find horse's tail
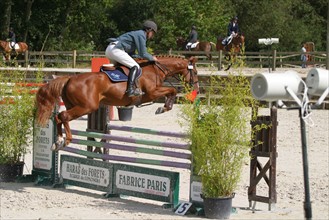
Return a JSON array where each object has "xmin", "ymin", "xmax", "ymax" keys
[
  {"xmin": 35, "ymin": 76, "xmax": 70, "ymax": 127},
  {"xmin": 210, "ymin": 42, "xmax": 216, "ymax": 51}
]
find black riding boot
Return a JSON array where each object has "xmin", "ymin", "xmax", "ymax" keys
[{"xmin": 126, "ymin": 66, "xmax": 143, "ymax": 97}]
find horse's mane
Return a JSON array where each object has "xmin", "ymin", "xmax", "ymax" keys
[
  {"xmin": 134, "ymin": 55, "xmax": 185, "ymax": 62},
  {"xmin": 134, "ymin": 55, "xmax": 188, "ymax": 68},
  {"xmin": 155, "ymin": 55, "xmax": 186, "ymax": 60}
]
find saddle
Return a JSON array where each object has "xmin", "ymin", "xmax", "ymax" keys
[
  {"xmin": 100, "ymin": 64, "xmax": 142, "ymax": 82},
  {"xmin": 9, "ymin": 42, "xmax": 19, "ymax": 50},
  {"xmin": 186, "ymin": 41, "xmax": 199, "ymax": 50}
]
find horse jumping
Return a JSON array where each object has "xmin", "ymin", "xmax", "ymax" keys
[
  {"xmin": 176, "ymin": 37, "xmax": 216, "ymax": 60},
  {"xmin": 35, "ymin": 55, "xmax": 199, "ymax": 150},
  {"xmin": 0, "ymin": 40, "xmax": 28, "ymax": 60},
  {"xmin": 216, "ymin": 34, "xmax": 245, "ymax": 70}
]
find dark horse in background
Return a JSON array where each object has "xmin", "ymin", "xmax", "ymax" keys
[
  {"xmin": 0, "ymin": 40, "xmax": 28, "ymax": 61},
  {"xmin": 35, "ymin": 55, "xmax": 199, "ymax": 151},
  {"xmin": 216, "ymin": 34, "xmax": 245, "ymax": 70},
  {"xmin": 176, "ymin": 36, "xmax": 216, "ymax": 60}
]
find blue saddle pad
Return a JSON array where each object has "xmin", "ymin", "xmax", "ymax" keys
[{"xmin": 101, "ymin": 67, "xmax": 128, "ymax": 82}]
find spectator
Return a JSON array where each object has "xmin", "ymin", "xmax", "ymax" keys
[{"xmin": 301, "ymin": 43, "xmax": 307, "ymax": 68}]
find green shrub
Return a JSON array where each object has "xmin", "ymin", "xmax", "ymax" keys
[{"xmin": 0, "ymin": 71, "xmax": 42, "ymax": 164}]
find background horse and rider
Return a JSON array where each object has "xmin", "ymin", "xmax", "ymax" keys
[
  {"xmin": 216, "ymin": 34, "xmax": 245, "ymax": 70},
  {"xmin": 0, "ymin": 40, "xmax": 28, "ymax": 61},
  {"xmin": 35, "ymin": 55, "xmax": 199, "ymax": 151},
  {"xmin": 176, "ymin": 36, "xmax": 216, "ymax": 60}
]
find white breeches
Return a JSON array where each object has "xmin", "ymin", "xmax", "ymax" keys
[{"xmin": 105, "ymin": 43, "xmax": 139, "ymax": 68}]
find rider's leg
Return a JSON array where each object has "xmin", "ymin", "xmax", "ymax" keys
[
  {"xmin": 105, "ymin": 45, "xmax": 142, "ymax": 96},
  {"xmin": 186, "ymin": 42, "xmax": 192, "ymax": 50},
  {"xmin": 126, "ymin": 66, "xmax": 142, "ymax": 97},
  {"xmin": 226, "ymin": 34, "xmax": 233, "ymax": 45}
]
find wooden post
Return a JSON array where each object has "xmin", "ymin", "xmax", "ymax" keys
[
  {"xmin": 72, "ymin": 50, "xmax": 77, "ymax": 68},
  {"xmin": 248, "ymin": 107, "xmax": 278, "ymax": 211},
  {"xmin": 260, "ymin": 55, "xmax": 262, "ymax": 68},
  {"xmin": 327, "ymin": 0, "xmax": 329, "ymax": 69},
  {"xmin": 24, "ymin": 50, "xmax": 29, "ymax": 67},
  {"xmin": 272, "ymin": 49, "xmax": 276, "ymax": 72},
  {"xmin": 217, "ymin": 50, "xmax": 222, "ymax": 71}
]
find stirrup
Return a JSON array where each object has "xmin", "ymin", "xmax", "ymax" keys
[{"xmin": 126, "ymin": 88, "xmax": 143, "ymax": 97}]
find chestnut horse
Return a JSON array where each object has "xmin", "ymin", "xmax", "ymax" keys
[
  {"xmin": 176, "ymin": 37, "xmax": 216, "ymax": 60},
  {"xmin": 0, "ymin": 40, "xmax": 28, "ymax": 60},
  {"xmin": 216, "ymin": 34, "xmax": 245, "ymax": 70},
  {"xmin": 35, "ymin": 55, "xmax": 199, "ymax": 150}
]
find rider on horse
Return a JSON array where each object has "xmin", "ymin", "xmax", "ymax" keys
[
  {"xmin": 105, "ymin": 20, "xmax": 158, "ymax": 97},
  {"xmin": 186, "ymin": 25, "xmax": 198, "ymax": 50},
  {"xmin": 222, "ymin": 16, "xmax": 240, "ymax": 46},
  {"xmin": 7, "ymin": 27, "xmax": 16, "ymax": 49}
]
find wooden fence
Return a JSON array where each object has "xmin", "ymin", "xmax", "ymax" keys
[{"xmin": 5, "ymin": 49, "xmax": 327, "ymax": 70}]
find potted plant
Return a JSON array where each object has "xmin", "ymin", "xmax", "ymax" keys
[
  {"xmin": 0, "ymin": 70, "xmax": 37, "ymax": 182},
  {"xmin": 180, "ymin": 73, "xmax": 260, "ymax": 219}
]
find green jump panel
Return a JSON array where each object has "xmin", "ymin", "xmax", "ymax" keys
[
  {"xmin": 113, "ymin": 163, "xmax": 180, "ymax": 207},
  {"xmin": 190, "ymin": 175, "xmax": 203, "ymax": 208},
  {"xmin": 60, "ymin": 155, "xmax": 113, "ymax": 193}
]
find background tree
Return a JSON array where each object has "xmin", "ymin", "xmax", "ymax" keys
[{"xmin": 0, "ymin": 0, "xmax": 326, "ymax": 52}]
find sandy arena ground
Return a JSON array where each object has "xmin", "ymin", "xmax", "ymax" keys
[{"xmin": 0, "ymin": 101, "xmax": 328, "ymax": 220}]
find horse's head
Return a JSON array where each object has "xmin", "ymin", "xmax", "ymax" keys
[
  {"xmin": 176, "ymin": 37, "xmax": 186, "ymax": 50},
  {"xmin": 228, "ymin": 34, "xmax": 245, "ymax": 54},
  {"xmin": 155, "ymin": 55, "xmax": 199, "ymax": 92},
  {"xmin": 232, "ymin": 34, "xmax": 245, "ymax": 49},
  {"xmin": 0, "ymin": 40, "xmax": 7, "ymax": 51}
]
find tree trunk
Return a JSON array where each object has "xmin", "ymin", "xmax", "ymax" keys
[
  {"xmin": 0, "ymin": 0, "xmax": 12, "ymax": 40},
  {"xmin": 22, "ymin": 0, "xmax": 34, "ymax": 42}
]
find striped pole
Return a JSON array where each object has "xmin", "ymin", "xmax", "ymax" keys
[
  {"xmin": 70, "ymin": 129, "xmax": 190, "ymax": 150},
  {"xmin": 62, "ymin": 146, "xmax": 191, "ymax": 169}
]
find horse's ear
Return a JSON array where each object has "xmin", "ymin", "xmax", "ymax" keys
[{"xmin": 189, "ymin": 56, "xmax": 198, "ymax": 64}]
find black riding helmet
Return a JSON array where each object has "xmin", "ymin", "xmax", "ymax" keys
[{"xmin": 143, "ymin": 20, "xmax": 157, "ymax": 33}]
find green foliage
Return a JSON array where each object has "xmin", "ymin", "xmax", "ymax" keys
[{"xmin": 0, "ymin": 71, "xmax": 41, "ymax": 164}]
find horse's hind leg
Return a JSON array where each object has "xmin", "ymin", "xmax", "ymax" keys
[
  {"xmin": 52, "ymin": 115, "xmax": 65, "ymax": 151},
  {"xmin": 56, "ymin": 106, "xmax": 97, "ymax": 148}
]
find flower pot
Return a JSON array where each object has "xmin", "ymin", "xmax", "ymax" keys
[
  {"xmin": 0, "ymin": 162, "xmax": 24, "ymax": 182},
  {"xmin": 203, "ymin": 194, "xmax": 235, "ymax": 219},
  {"xmin": 117, "ymin": 106, "xmax": 133, "ymax": 121}
]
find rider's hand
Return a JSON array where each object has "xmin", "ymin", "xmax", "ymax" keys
[{"xmin": 153, "ymin": 56, "xmax": 158, "ymax": 62}]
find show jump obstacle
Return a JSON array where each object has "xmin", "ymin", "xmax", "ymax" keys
[
  {"xmin": 32, "ymin": 107, "xmax": 191, "ymax": 208},
  {"xmin": 29, "ymin": 57, "xmax": 191, "ymax": 209}
]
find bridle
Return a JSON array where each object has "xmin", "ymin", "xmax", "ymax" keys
[{"xmin": 154, "ymin": 60, "xmax": 198, "ymax": 87}]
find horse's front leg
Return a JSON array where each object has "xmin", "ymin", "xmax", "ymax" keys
[{"xmin": 151, "ymin": 87, "xmax": 177, "ymax": 114}]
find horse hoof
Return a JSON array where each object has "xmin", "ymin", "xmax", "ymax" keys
[
  {"xmin": 51, "ymin": 143, "xmax": 58, "ymax": 151},
  {"xmin": 155, "ymin": 107, "xmax": 165, "ymax": 114},
  {"xmin": 51, "ymin": 137, "xmax": 65, "ymax": 151},
  {"xmin": 65, "ymin": 140, "xmax": 70, "ymax": 147}
]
